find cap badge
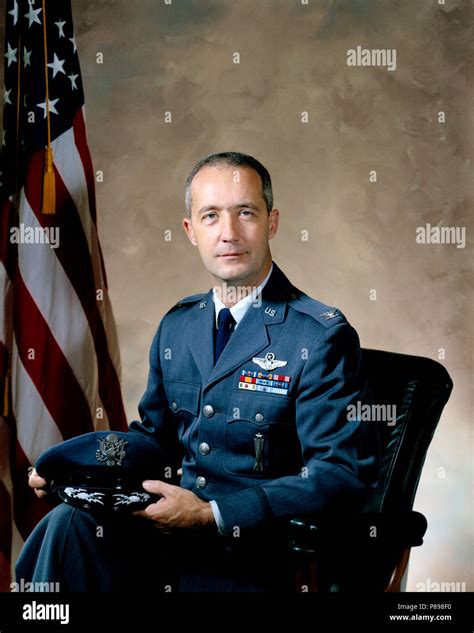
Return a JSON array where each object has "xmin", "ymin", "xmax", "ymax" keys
[{"xmin": 96, "ymin": 433, "xmax": 128, "ymax": 467}]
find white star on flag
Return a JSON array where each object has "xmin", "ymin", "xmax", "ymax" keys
[
  {"xmin": 4, "ymin": 87, "xmax": 12, "ymax": 105},
  {"xmin": 8, "ymin": 0, "xmax": 19, "ymax": 25},
  {"xmin": 23, "ymin": 48, "xmax": 32, "ymax": 67},
  {"xmin": 47, "ymin": 53, "xmax": 66, "ymax": 78},
  {"xmin": 36, "ymin": 98, "xmax": 60, "ymax": 118},
  {"xmin": 55, "ymin": 19, "xmax": 66, "ymax": 37},
  {"xmin": 5, "ymin": 43, "xmax": 17, "ymax": 67},
  {"xmin": 24, "ymin": 4, "xmax": 42, "ymax": 28},
  {"xmin": 68, "ymin": 73, "xmax": 79, "ymax": 90}
]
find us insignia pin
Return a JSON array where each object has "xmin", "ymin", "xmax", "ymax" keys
[
  {"xmin": 96, "ymin": 433, "xmax": 128, "ymax": 467},
  {"xmin": 252, "ymin": 352, "xmax": 287, "ymax": 371},
  {"xmin": 320, "ymin": 310, "xmax": 339, "ymax": 320}
]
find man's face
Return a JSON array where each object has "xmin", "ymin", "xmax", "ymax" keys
[{"xmin": 183, "ymin": 165, "xmax": 279, "ymax": 287}]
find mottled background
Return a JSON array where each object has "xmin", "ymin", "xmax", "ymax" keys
[{"xmin": 1, "ymin": 0, "xmax": 472, "ymax": 591}]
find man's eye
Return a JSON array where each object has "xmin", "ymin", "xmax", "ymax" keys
[
  {"xmin": 203, "ymin": 213, "xmax": 217, "ymax": 221},
  {"xmin": 240, "ymin": 209, "xmax": 253, "ymax": 216}
]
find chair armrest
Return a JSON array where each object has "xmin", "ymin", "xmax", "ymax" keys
[{"xmin": 289, "ymin": 511, "xmax": 428, "ymax": 555}]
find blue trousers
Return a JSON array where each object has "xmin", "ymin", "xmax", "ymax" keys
[{"xmin": 15, "ymin": 504, "xmax": 290, "ymax": 592}]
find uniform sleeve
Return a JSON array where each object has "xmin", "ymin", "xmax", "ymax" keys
[
  {"xmin": 128, "ymin": 322, "xmax": 182, "ymax": 476},
  {"xmin": 215, "ymin": 322, "xmax": 380, "ymax": 534}
]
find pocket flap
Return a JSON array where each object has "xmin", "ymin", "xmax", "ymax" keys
[
  {"xmin": 227, "ymin": 391, "xmax": 290, "ymax": 425},
  {"xmin": 164, "ymin": 381, "xmax": 200, "ymax": 416}
]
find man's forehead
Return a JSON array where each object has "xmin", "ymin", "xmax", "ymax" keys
[
  {"xmin": 191, "ymin": 165, "xmax": 264, "ymax": 205},
  {"xmin": 192, "ymin": 164, "xmax": 259, "ymax": 185}
]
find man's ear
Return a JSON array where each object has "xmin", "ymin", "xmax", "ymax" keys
[
  {"xmin": 268, "ymin": 209, "xmax": 280, "ymax": 240},
  {"xmin": 182, "ymin": 217, "xmax": 197, "ymax": 246}
]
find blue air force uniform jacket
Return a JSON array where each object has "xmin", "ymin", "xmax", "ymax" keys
[{"xmin": 129, "ymin": 262, "xmax": 378, "ymax": 535}]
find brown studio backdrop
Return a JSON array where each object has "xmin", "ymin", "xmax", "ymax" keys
[{"xmin": 1, "ymin": 0, "xmax": 472, "ymax": 590}]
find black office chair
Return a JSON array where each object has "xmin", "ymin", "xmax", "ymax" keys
[{"xmin": 288, "ymin": 348, "xmax": 453, "ymax": 592}]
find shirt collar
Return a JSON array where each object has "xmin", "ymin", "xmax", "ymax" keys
[{"xmin": 212, "ymin": 263, "xmax": 273, "ymax": 329}]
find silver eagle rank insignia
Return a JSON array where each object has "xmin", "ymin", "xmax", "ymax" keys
[
  {"xmin": 252, "ymin": 352, "xmax": 288, "ymax": 371},
  {"xmin": 96, "ymin": 433, "xmax": 128, "ymax": 467},
  {"xmin": 320, "ymin": 310, "xmax": 339, "ymax": 320}
]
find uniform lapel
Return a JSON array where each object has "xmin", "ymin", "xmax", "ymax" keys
[
  {"xmin": 204, "ymin": 262, "xmax": 293, "ymax": 389},
  {"xmin": 183, "ymin": 263, "xmax": 294, "ymax": 387},
  {"xmin": 206, "ymin": 302, "xmax": 270, "ymax": 387}
]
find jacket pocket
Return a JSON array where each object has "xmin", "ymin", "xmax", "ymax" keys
[
  {"xmin": 163, "ymin": 380, "xmax": 201, "ymax": 416},
  {"xmin": 224, "ymin": 390, "xmax": 298, "ymax": 477}
]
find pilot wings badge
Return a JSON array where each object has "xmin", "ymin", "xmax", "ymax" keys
[{"xmin": 252, "ymin": 352, "xmax": 288, "ymax": 371}]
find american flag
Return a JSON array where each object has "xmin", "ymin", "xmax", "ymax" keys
[{"xmin": 0, "ymin": 0, "xmax": 127, "ymax": 589}]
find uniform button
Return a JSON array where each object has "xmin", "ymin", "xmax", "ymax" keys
[
  {"xmin": 171, "ymin": 401, "xmax": 178, "ymax": 411},
  {"xmin": 255, "ymin": 412, "xmax": 264, "ymax": 423},
  {"xmin": 199, "ymin": 442, "xmax": 211, "ymax": 455},
  {"xmin": 203, "ymin": 404, "xmax": 215, "ymax": 418},
  {"xmin": 196, "ymin": 476, "xmax": 207, "ymax": 489}
]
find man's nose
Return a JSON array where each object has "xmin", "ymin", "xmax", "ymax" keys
[{"xmin": 220, "ymin": 213, "xmax": 239, "ymax": 242}]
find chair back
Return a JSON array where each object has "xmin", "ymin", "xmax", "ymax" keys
[{"xmin": 361, "ymin": 348, "xmax": 453, "ymax": 513}]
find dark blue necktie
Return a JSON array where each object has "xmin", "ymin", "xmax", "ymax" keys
[{"xmin": 215, "ymin": 308, "xmax": 236, "ymax": 363}]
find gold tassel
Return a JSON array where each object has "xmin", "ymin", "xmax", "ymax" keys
[
  {"xmin": 3, "ymin": 372, "xmax": 9, "ymax": 417},
  {"xmin": 41, "ymin": 0, "xmax": 55, "ymax": 214},
  {"xmin": 41, "ymin": 146, "xmax": 56, "ymax": 214}
]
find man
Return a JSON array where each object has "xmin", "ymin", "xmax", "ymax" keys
[{"xmin": 17, "ymin": 152, "xmax": 379, "ymax": 592}]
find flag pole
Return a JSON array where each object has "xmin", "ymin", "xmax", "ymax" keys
[{"xmin": 2, "ymin": 12, "xmax": 25, "ymax": 418}]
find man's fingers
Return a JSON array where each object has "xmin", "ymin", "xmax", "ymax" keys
[
  {"xmin": 132, "ymin": 509, "xmax": 148, "ymax": 519},
  {"xmin": 132, "ymin": 508, "xmax": 171, "ymax": 534},
  {"xmin": 142, "ymin": 479, "xmax": 175, "ymax": 495},
  {"xmin": 133, "ymin": 498, "xmax": 166, "ymax": 521},
  {"xmin": 28, "ymin": 468, "xmax": 47, "ymax": 490},
  {"xmin": 144, "ymin": 498, "xmax": 167, "ymax": 518}
]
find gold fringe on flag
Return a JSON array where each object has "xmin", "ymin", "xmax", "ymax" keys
[{"xmin": 41, "ymin": 0, "xmax": 56, "ymax": 214}]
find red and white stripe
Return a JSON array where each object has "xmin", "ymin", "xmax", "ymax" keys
[{"xmin": 0, "ymin": 107, "xmax": 127, "ymax": 588}]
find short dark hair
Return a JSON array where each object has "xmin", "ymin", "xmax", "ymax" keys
[{"xmin": 185, "ymin": 152, "xmax": 273, "ymax": 216}]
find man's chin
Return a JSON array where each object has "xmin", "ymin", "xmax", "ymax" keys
[{"xmin": 210, "ymin": 258, "xmax": 251, "ymax": 284}]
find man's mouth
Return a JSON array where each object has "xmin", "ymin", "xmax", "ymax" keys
[{"xmin": 218, "ymin": 253, "xmax": 245, "ymax": 258}]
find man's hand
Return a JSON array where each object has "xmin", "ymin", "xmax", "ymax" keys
[
  {"xmin": 28, "ymin": 468, "xmax": 48, "ymax": 498},
  {"xmin": 134, "ymin": 480, "xmax": 215, "ymax": 529}
]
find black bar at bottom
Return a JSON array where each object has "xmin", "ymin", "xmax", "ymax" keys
[{"xmin": 0, "ymin": 592, "xmax": 472, "ymax": 633}]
